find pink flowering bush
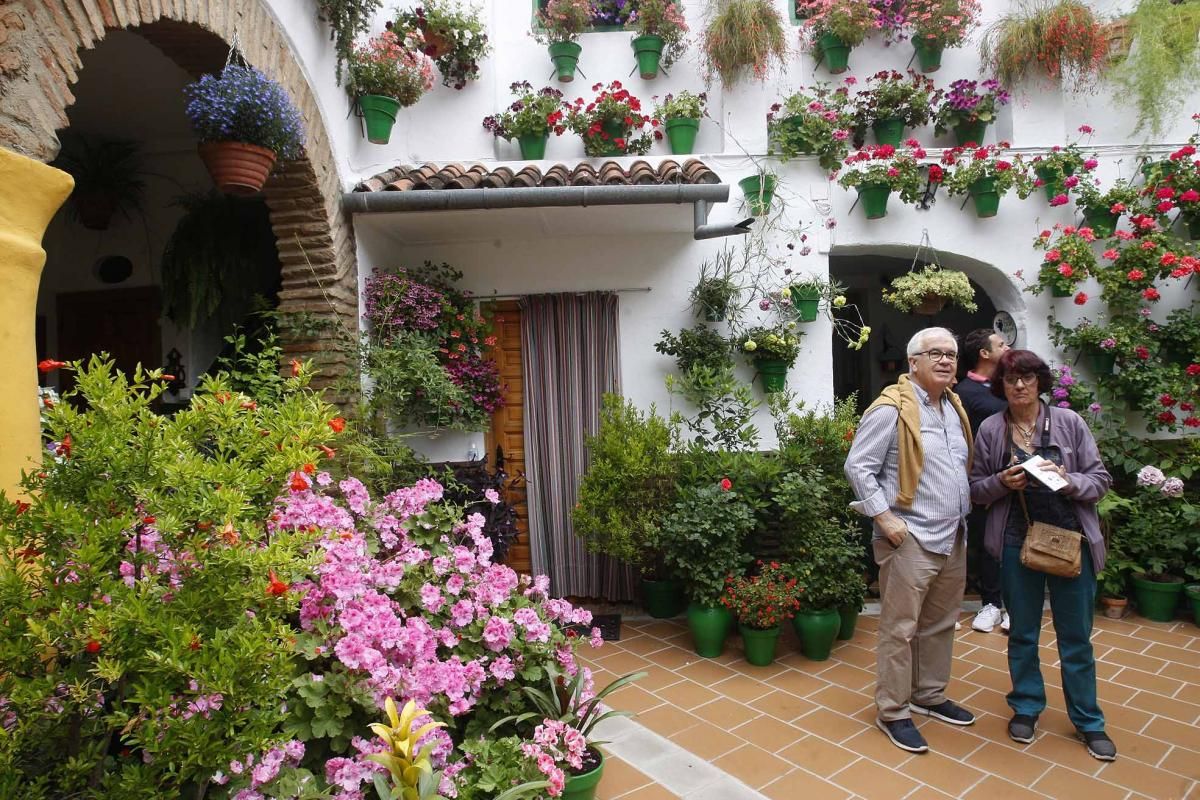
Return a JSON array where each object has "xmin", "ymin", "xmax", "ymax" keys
[
  {"xmin": 1028, "ymin": 224, "xmax": 1098, "ymax": 296},
  {"xmin": 347, "ymin": 30, "xmax": 436, "ymax": 106}
]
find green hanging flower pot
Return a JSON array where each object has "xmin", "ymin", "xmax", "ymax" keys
[
  {"xmin": 968, "ymin": 176, "xmax": 1001, "ymax": 218},
  {"xmin": 1086, "ymin": 348, "xmax": 1116, "ymax": 375},
  {"xmin": 631, "ymin": 34, "xmax": 664, "ymax": 79},
  {"xmin": 548, "ymin": 41, "xmax": 583, "ymax": 83},
  {"xmin": 857, "ymin": 183, "xmax": 891, "ymax": 220},
  {"xmin": 953, "ymin": 119, "xmax": 988, "ymax": 147},
  {"xmin": 816, "ymin": 32, "xmax": 851, "ymax": 74},
  {"xmin": 517, "ymin": 133, "xmax": 549, "ymax": 160},
  {"xmin": 664, "ymin": 117, "xmax": 700, "ymax": 155},
  {"xmin": 358, "ymin": 94, "xmax": 401, "ymax": 145},
  {"xmin": 913, "ymin": 38, "xmax": 943, "ymax": 72},
  {"xmin": 1082, "ymin": 206, "xmax": 1120, "ymax": 237},
  {"xmin": 739, "ymin": 174, "xmax": 777, "ymax": 216},
  {"xmin": 754, "ymin": 357, "xmax": 789, "ymax": 393},
  {"xmin": 791, "ymin": 285, "xmax": 821, "ymax": 323},
  {"xmin": 871, "ymin": 117, "xmax": 905, "ymax": 147}
]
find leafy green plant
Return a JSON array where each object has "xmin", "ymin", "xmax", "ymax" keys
[
  {"xmin": 655, "ymin": 325, "xmax": 732, "ymax": 374},
  {"xmin": 1109, "ymin": 0, "xmax": 1200, "ymax": 135},
  {"xmin": 797, "ymin": 0, "xmax": 881, "ymax": 47},
  {"xmin": 853, "ymin": 69, "xmax": 943, "ymax": 129},
  {"xmin": 534, "ymin": 0, "xmax": 592, "ymax": 44},
  {"xmin": 52, "ymin": 134, "xmax": 146, "ymax": 231},
  {"xmin": 653, "ymin": 90, "xmax": 707, "ymax": 121},
  {"xmin": 720, "ymin": 560, "xmax": 800, "ymax": 628},
  {"xmin": 940, "ymin": 144, "xmax": 1033, "ymax": 199},
  {"xmin": 491, "ymin": 663, "xmax": 646, "ymax": 741},
  {"xmin": 882, "ymin": 266, "xmax": 978, "ymax": 313},
  {"xmin": 701, "ymin": 0, "xmax": 789, "ymax": 88},
  {"xmin": 768, "ymin": 84, "xmax": 855, "ymax": 171},
  {"xmin": 367, "ymin": 698, "xmax": 446, "ymax": 800},
  {"xmin": 737, "ymin": 324, "xmax": 802, "ymax": 365},
  {"xmin": 573, "ymin": 395, "xmax": 677, "ymax": 576},
  {"xmin": 1072, "ymin": 177, "xmax": 1141, "ymax": 215},
  {"xmin": 666, "ymin": 366, "xmax": 761, "ymax": 451},
  {"xmin": 630, "ymin": 0, "xmax": 690, "ymax": 69},
  {"xmin": 316, "ymin": 0, "xmax": 385, "ymax": 83},
  {"xmin": 1028, "ymin": 224, "xmax": 1098, "ymax": 297},
  {"xmin": 659, "ymin": 481, "xmax": 755, "ymax": 605},
  {"xmin": 905, "ymin": 0, "xmax": 983, "ymax": 49},
  {"xmin": 836, "ymin": 144, "xmax": 926, "ymax": 203},
  {"xmin": 347, "ymin": 30, "xmax": 435, "ymax": 105},
  {"xmin": 483, "ymin": 82, "xmax": 569, "ymax": 140}
]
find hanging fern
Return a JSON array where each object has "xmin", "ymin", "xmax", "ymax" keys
[
  {"xmin": 315, "ymin": 0, "xmax": 385, "ymax": 86},
  {"xmin": 1109, "ymin": 0, "xmax": 1200, "ymax": 136}
]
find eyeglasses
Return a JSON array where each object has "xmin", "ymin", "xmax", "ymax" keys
[
  {"xmin": 1003, "ymin": 373, "xmax": 1037, "ymax": 387},
  {"xmin": 914, "ymin": 349, "xmax": 958, "ymax": 363}
]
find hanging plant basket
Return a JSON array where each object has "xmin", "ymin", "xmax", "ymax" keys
[
  {"xmin": 968, "ymin": 177, "xmax": 1001, "ymax": 218},
  {"xmin": 915, "ymin": 293, "xmax": 948, "ymax": 315},
  {"xmin": 548, "ymin": 41, "xmax": 583, "ymax": 82},
  {"xmin": 198, "ymin": 141, "xmax": 276, "ymax": 196},
  {"xmin": 1082, "ymin": 205, "xmax": 1120, "ymax": 237},
  {"xmin": 953, "ymin": 119, "xmax": 988, "ymax": 147},
  {"xmin": 739, "ymin": 174, "xmax": 777, "ymax": 216},
  {"xmin": 1086, "ymin": 348, "xmax": 1117, "ymax": 375},
  {"xmin": 631, "ymin": 34, "xmax": 665, "ymax": 79},
  {"xmin": 792, "ymin": 286, "xmax": 821, "ymax": 323},
  {"xmin": 755, "ymin": 357, "xmax": 789, "ymax": 393},
  {"xmin": 73, "ymin": 191, "xmax": 120, "ymax": 231},
  {"xmin": 913, "ymin": 38, "xmax": 944, "ymax": 72},
  {"xmin": 358, "ymin": 94, "xmax": 401, "ymax": 145},
  {"xmin": 872, "ymin": 117, "xmax": 905, "ymax": 147},
  {"xmin": 1035, "ymin": 163, "xmax": 1075, "ymax": 201},
  {"xmin": 816, "ymin": 31, "xmax": 852, "ymax": 73},
  {"xmin": 664, "ymin": 117, "xmax": 700, "ymax": 155},
  {"xmin": 857, "ymin": 183, "xmax": 891, "ymax": 219}
]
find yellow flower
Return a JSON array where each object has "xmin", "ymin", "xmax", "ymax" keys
[
  {"xmin": 833, "ymin": 295, "xmax": 847, "ymax": 308},
  {"xmin": 744, "ymin": 340, "xmax": 758, "ymax": 352}
]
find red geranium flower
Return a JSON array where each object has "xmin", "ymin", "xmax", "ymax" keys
[
  {"xmin": 85, "ymin": 640, "xmax": 101, "ymax": 654},
  {"xmin": 720, "ymin": 477, "xmax": 732, "ymax": 491},
  {"xmin": 328, "ymin": 417, "xmax": 347, "ymax": 433},
  {"xmin": 1074, "ymin": 292, "xmax": 1088, "ymax": 305},
  {"xmin": 38, "ymin": 359, "xmax": 67, "ymax": 373}
]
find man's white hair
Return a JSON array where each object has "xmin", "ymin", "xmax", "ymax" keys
[{"xmin": 906, "ymin": 327, "xmax": 957, "ymax": 358}]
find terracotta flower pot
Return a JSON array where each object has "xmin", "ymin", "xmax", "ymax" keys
[
  {"xmin": 198, "ymin": 141, "xmax": 276, "ymax": 196},
  {"xmin": 1100, "ymin": 596, "xmax": 1127, "ymax": 619}
]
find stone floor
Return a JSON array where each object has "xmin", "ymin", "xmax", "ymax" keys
[{"xmin": 577, "ymin": 608, "xmax": 1200, "ymax": 800}]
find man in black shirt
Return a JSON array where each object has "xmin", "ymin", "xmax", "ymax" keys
[{"xmin": 958, "ymin": 328, "xmax": 1010, "ymax": 633}]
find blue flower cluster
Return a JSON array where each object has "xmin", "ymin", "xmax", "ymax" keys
[{"xmin": 184, "ymin": 65, "xmax": 306, "ymax": 160}]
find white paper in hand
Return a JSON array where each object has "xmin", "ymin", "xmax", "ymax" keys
[{"xmin": 1021, "ymin": 454, "xmax": 1069, "ymax": 492}]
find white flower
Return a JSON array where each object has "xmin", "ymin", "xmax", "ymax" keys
[
  {"xmin": 833, "ymin": 295, "xmax": 847, "ymax": 308},
  {"xmin": 743, "ymin": 340, "xmax": 757, "ymax": 352},
  {"xmin": 1160, "ymin": 477, "xmax": 1185, "ymax": 498},
  {"xmin": 1137, "ymin": 465, "xmax": 1166, "ymax": 486}
]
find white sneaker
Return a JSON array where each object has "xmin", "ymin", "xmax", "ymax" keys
[
  {"xmin": 1000, "ymin": 611, "xmax": 1010, "ymax": 633},
  {"xmin": 955, "ymin": 620, "xmax": 962, "ymax": 631},
  {"xmin": 972, "ymin": 604, "xmax": 1004, "ymax": 633}
]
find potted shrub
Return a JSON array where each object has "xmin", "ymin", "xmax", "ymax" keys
[
  {"xmin": 721, "ymin": 562, "xmax": 800, "ymax": 666},
  {"xmin": 853, "ymin": 69, "xmax": 943, "ymax": 147},
  {"xmin": 534, "ymin": 0, "xmax": 592, "ymax": 82},
  {"xmin": 940, "ymin": 143, "xmax": 1033, "ymax": 218},
  {"xmin": 391, "ymin": 1, "xmax": 491, "ymax": 90},
  {"xmin": 1029, "ymin": 224, "xmax": 1099, "ymax": 297},
  {"xmin": 787, "ymin": 274, "xmax": 838, "ymax": 323},
  {"xmin": 904, "ymin": 0, "xmax": 983, "ymax": 72},
  {"xmin": 797, "ymin": 0, "xmax": 881, "ymax": 74},
  {"xmin": 347, "ymin": 30, "xmax": 436, "ymax": 145},
  {"xmin": 566, "ymin": 81, "xmax": 654, "ymax": 157},
  {"xmin": 688, "ymin": 248, "xmax": 744, "ymax": 321},
  {"xmin": 738, "ymin": 324, "xmax": 802, "ymax": 392},
  {"xmin": 700, "ymin": 0, "xmax": 789, "ymax": 89},
  {"xmin": 785, "ymin": 536, "xmax": 857, "ymax": 661},
  {"xmin": 835, "ymin": 143, "xmax": 926, "ymax": 220},
  {"xmin": 53, "ymin": 135, "xmax": 146, "ymax": 231},
  {"xmin": 660, "ymin": 479, "xmax": 755, "ymax": 657},
  {"xmin": 768, "ymin": 83, "xmax": 855, "ymax": 171},
  {"xmin": 739, "ymin": 168, "xmax": 778, "ymax": 216},
  {"xmin": 980, "ymin": 0, "xmax": 1108, "ymax": 90},
  {"xmin": 1049, "ymin": 317, "xmax": 1134, "ymax": 376},
  {"xmin": 932, "ymin": 78, "xmax": 1010, "ymax": 147},
  {"xmin": 1071, "ymin": 178, "xmax": 1140, "ymax": 237},
  {"xmin": 883, "ymin": 265, "xmax": 978, "ymax": 315},
  {"xmin": 653, "ymin": 91, "xmax": 707, "ymax": 156},
  {"xmin": 183, "ymin": 64, "xmax": 305, "ymax": 195},
  {"xmin": 1116, "ymin": 465, "xmax": 1198, "ymax": 621},
  {"xmin": 482, "ymin": 81, "xmax": 569, "ymax": 160},
  {"xmin": 1028, "ymin": 126, "xmax": 1099, "ymax": 202},
  {"xmin": 628, "ymin": 0, "xmax": 689, "ymax": 80}
]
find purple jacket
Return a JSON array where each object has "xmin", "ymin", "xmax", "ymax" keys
[{"xmin": 968, "ymin": 404, "xmax": 1112, "ymax": 572}]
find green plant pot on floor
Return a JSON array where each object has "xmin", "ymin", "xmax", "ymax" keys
[
  {"xmin": 562, "ymin": 748, "xmax": 605, "ymax": 800},
  {"xmin": 739, "ymin": 623, "xmax": 781, "ymax": 666},
  {"xmin": 548, "ymin": 41, "xmax": 583, "ymax": 83},
  {"xmin": 664, "ymin": 118, "xmax": 700, "ymax": 155},
  {"xmin": 687, "ymin": 603, "xmax": 734, "ymax": 658},
  {"xmin": 642, "ymin": 578, "xmax": 684, "ymax": 618},
  {"xmin": 792, "ymin": 608, "xmax": 840, "ymax": 661},
  {"xmin": 1186, "ymin": 584, "xmax": 1200, "ymax": 627},
  {"xmin": 1132, "ymin": 573, "xmax": 1185, "ymax": 622},
  {"xmin": 631, "ymin": 34, "xmax": 664, "ymax": 79},
  {"xmin": 837, "ymin": 604, "xmax": 860, "ymax": 640}
]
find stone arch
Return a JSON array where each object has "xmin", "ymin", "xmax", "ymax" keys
[{"xmin": 0, "ymin": 2, "xmax": 354, "ymax": 395}]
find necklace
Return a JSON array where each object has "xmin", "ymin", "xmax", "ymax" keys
[{"xmin": 1012, "ymin": 419, "xmax": 1036, "ymax": 450}]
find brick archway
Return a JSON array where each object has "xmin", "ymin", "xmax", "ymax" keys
[{"xmin": 0, "ymin": 3, "xmax": 354, "ymax": 394}]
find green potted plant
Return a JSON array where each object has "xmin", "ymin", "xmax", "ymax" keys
[
  {"xmin": 853, "ymin": 69, "xmax": 943, "ymax": 147},
  {"xmin": 653, "ymin": 91, "xmax": 707, "ymax": 156},
  {"xmin": 836, "ymin": 144, "xmax": 925, "ymax": 220},
  {"xmin": 720, "ymin": 561, "xmax": 800, "ymax": 666},
  {"xmin": 797, "ymin": 0, "xmax": 881, "ymax": 74},
  {"xmin": 392, "ymin": 1, "xmax": 491, "ymax": 90},
  {"xmin": 660, "ymin": 479, "xmax": 755, "ymax": 657},
  {"xmin": 786, "ymin": 274, "xmax": 839, "ymax": 323},
  {"xmin": 566, "ymin": 81, "xmax": 654, "ymax": 157},
  {"xmin": 183, "ymin": 64, "xmax": 306, "ymax": 195},
  {"xmin": 1028, "ymin": 127, "xmax": 1098, "ymax": 202},
  {"xmin": 738, "ymin": 168, "xmax": 778, "ymax": 216},
  {"xmin": 1166, "ymin": 136, "xmax": 1200, "ymax": 239},
  {"xmin": 904, "ymin": 0, "xmax": 983, "ymax": 72},
  {"xmin": 1028, "ymin": 224, "xmax": 1099, "ymax": 298},
  {"xmin": 738, "ymin": 324, "xmax": 802, "ymax": 393},
  {"xmin": 347, "ymin": 30, "xmax": 436, "ymax": 144},
  {"xmin": 534, "ymin": 0, "xmax": 592, "ymax": 82},
  {"xmin": 940, "ymin": 143, "xmax": 1033, "ymax": 218},
  {"xmin": 768, "ymin": 84, "xmax": 855, "ymax": 171},
  {"xmin": 573, "ymin": 395, "xmax": 680, "ymax": 617},
  {"xmin": 688, "ymin": 249, "xmax": 743, "ymax": 321},
  {"xmin": 980, "ymin": 0, "xmax": 1109, "ymax": 90},
  {"xmin": 628, "ymin": 0, "xmax": 689, "ymax": 80},
  {"xmin": 700, "ymin": 0, "xmax": 789, "ymax": 88},
  {"xmin": 1049, "ymin": 317, "xmax": 1133, "ymax": 375},
  {"xmin": 482, "ymin": 82, "xmax": 570, "ymax": 160},
  {"xmin": 655, "ymin": 324, "xmax": 734, "ymax": 375},
  {"xmin": 932, "ymin": 78, "xmax": 1010, "ymax": 146},
  {"xmin": 1093, "ymin": 231, "xmax": 1182, "ymax": 317},
  {"xmin": 53, "ymin": 135, "xmax": 146, "ymax": 231},
  {"xmin": 1071, "ymin": 178, "xmax": 1141, "ymax": 237},
  {"xmin": 883, "ymin": 265, "xmax": 978, "ymax": 315}
]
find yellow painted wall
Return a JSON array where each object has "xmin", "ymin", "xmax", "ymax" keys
[{"xmin": 0, "ymin": 147, "xmax": 74, "ymax": 500}]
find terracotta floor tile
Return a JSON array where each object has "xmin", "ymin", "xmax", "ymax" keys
[
  {"xmin": 1132, "ymin": 690, "xmax": 1200, "ymax": 725},
  {"xmin": 1093, "ymin": 629, "xmax": 1151, "ymax": 653},
  {"xmin": 662, "ymin": 633, "xmax": 693, "ymax": 650},
  {"xmin": 1103, "ymin": 646, "xmax": 1170, "ymax": 673},
  {"xmin": 1096, "ymin": 679, "xmax": 1139, "ymax": 707},
  {"xmin": 639, "ymin": 646, "xmax": 695, "ymax": 672},
  {"xmin": 911, "ymin": 718, "xmax": 987, "ymax": 760},
  {"xmin": 830, "ymin": 642, "xmax": 876, "ymax": 668},
  {"xmin": 633, "ymin": 669, "xmax": 683, "ymax": 694},
  {"xmin": 728, "ymin": 715, "xmax": 804, "ymax": 754},
  {"xmin": 596, "ymin": 650, "xmax": 653, "ymax": 675},
  {"xmin": 817, "ymin": 662, "xmax": 877, "ymax": 692},
  {"xmin": 651, "ymin": 680, "xmax": 720, "ymax": 710},
  {"xmin": 961, "ymin": 643, "xmax": 1010, "ymax": 672},
  {"xmin": 1145, "ymin": 717, "xmax": 1200, "ymax": 751},
  {"xmin": 964, "ymin": 740, "xmax": 1054, "ymax": 786},
  {"xmin": 596, "ymin": 755, "xmax": 652, "ymax": 797},
  {"xmin": 962, "ymin": 687, "xmax": 1013, "ymax": 718},
  {"xmin": 1160, "ymin": 746, "xmax": 1200, "ymax": 782},
  {"xmin": 1130, "ymin": 625, "xmax": 1198, "ymax": 649},
  {"xmin": 675, "ymin": 658, "xmax": 737, "ymax": 686},
  {"xmin": 1102, "ymin": 701, "xmax": 1156, "ymax": 735},
  {"xmin": 690, "ymin": 697, "xmax": 758, "ymax": 730},
  {"xmin": 903, "ymin": 786, "xmax": 957, "ymax": 800},
  {"xmin": 618, "ymin": 634, "xmax": 672, "ymax": 658},
  {"xmin": 1092, "ymin": 616, "xmax": 1144, "ymax": 635},
  {"xmin": 730, "ymin": 659, "xmax": 792, "ymax": 680},
  {"xmin": 1176, "ymin": 682, "xmax": 1200, "ymax": 707},
  {"xmin": 748, "ymin": 689, "xmax": 818, "ymax": 723},
  {"xmin": 764, "ymin": 668, "xmax": 830, "ymax": 698},
  {"xmin": 828, "ymin": 757, "xmax": 919, "ymax": 800},
  {"xmin": 1160, "ymin": 660, "xmax": 1200, "ymax": 684},
  {"xmin": 630, "ymin": 704, "xmax": 701, "ymax": 737},
  {"xmin": 1146, "ymin": 642, "xmax": 1200, "ymax": 668},
  {"xmin": 1094, "ymin": 753, "xmax": 1195, "ymax": 798},
  {"xmin": 776, "ymin": 650, "xmax": 837, "ymax": 674},
  {"xmin": 668, "ymin": 722, "xmax": 742, "ymax": 762},
  {"xmin": 899, "ymin": 750, "xmax": 988, "ymax": 796},
  {"xmin": 638, "ymin": 621, "xmax": 686, "ymax": 639},
  {"xmin": 775, "ymin": 733, "xmax": 860, "ymax": 777},
  {"xmin": 964, "ymin": 775, "xmax": 1060, "ymax": 800},
  {"xmin": 710, "ymin": 674, "xmax": 772, "ymax": 704},
  {"xmin": 1095, "ymin": 658, "xmax": 1124, "ymax": 681},
  {"xmin": 962, "ymin": 664, "xmax": 1015, "ymax": 694},
  {"xmin": 792, "ymin": 707, "xmax": 870, "ymax": 744},
  {"xmin": 837, "ymin": 728, "xmax": 920, "ymax": 770},
  {"xmin": 1024, "ymin": 731, "xmax": 1105, "ymax": 776},
  {"xmin": 711, "ymin": 743, "xmax": 793, "ymax": 789},
  {"xmin": 606, "ymin": 685, "xmax": 664, "ymax": 715},
  {"xmin": 807, "ymin": 684, "xmax": 874, "ymax": 717},
  {"xmin": 1031, "ymin": 765, "xmax": 1137, "ymax": 800},
  {"xmin": 1112, "ymin": 666, "xmax": 1186, "ymax": 697},
  {"xmin": 966, "ymin": 631, "xmax": 1010, "ymax": 653},
  {"xmin": 761, "ymin": 766, "xmax": 852, "ymax": 800},
  {"xmin": 616, "ymin": 782, "xmax": 680, "ymax": 800}
]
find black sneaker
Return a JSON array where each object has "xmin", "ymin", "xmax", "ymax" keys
[
  {"xmin": 1008, "ymin": 714, "xmax": 1038, "ymax": 744},
  {"xmin": 876, "ymin": 717, "xmax": 930, "ymax": 753},
  {"xmin": 1078, "ymin": 730, "xmax": 1117, "ymax": 761},
  {"xmin": 909, "ymin": 699, "xmax": 976, "ymax": 726}
]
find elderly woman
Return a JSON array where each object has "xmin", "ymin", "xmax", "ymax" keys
[{"xmin": 968, "ymin": 350, "xmax": 1116, "ymax": 761}]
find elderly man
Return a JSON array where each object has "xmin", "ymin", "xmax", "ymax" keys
[{"xmin": 845, "ymin": 327, "xmax": 976, "ymax": 753}]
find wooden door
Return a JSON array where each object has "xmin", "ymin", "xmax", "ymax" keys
[
  {"xmin": 57, "ymin": 287, "xmax": 161, "ymax": 392},
  {"xmin": 484, "ymin": 301, "xmax": 530, "ymax": 576}
]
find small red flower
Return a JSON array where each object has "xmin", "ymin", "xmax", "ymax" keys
[
  {"xmin": 719, "ymin": 477, "xmax": 732, "ymax": 492},
  {"xmin": 1074, "ymin": 292, "xmax": 1088, "ymax": 305},
  {"xmin": 55, "ymin": 434, "xmax": 72, "ymax": 459},
  {"xmin": 142, "ymin": 516, "xmax": 156, "ymax": 525},
  {"xmin": 1187, "ymin": 364, "xmax": 1200, "ymax": 376},
  {"xmin": 85, "ymin": 640, "xmax": 101, "ymax": 654},
  {"xmin": 266, "ymin": 570, "xmax": 290, "ymax": 597},
  {"xmin": 1143, "ymin": 287, "xmax": 1161, "ymax": 301},
  {"xmin": 1136, "ymin": 346, "xmax": 1151, "ymax": 360},
  {"xmin": 302, "ymin": 462, "xmax": 316, "ymax": 475},
  {"xmin": 240, "ymin": 401, "xmax": 258, "ymax": 411},
  {"xmin": 319, "ymin": 445, "xmax": 336, "ymax": 459},
  {"xmin": 328, "ymin": 417, "xmax": 347, "ymax": 433},
  {"xmin": 15, "ymin": 501, "xmax": 30, "ymax": 514},
  {"xmin": 1186, "ymin": 417, "xmax": 1200, "ymax": 428},
  {"xmin": 1158, "ymin": 411, "xmax": 1177, "ymax": 425},
  {"xmin": 289, "ymin": 472, "xmax": 309, "ymax": 492},
  {"xmin": 1160, "ymin": 394, "xmax": 1176, "ymax": 407},
  {"xmin": 290, "ymin": 359, "xmax": 302, "ymax": 378},
  {"xmin": 38, "ymin": 359, "xmax": 67, "ymax": 373}
]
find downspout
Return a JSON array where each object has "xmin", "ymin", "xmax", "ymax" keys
[{"xmin": 341, "ymin": 184, "xmax": 754, "ymax": 240}]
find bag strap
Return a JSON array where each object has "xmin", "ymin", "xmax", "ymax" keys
[{"xmin": 1040, "ymin": 402, "xmax": 1051, "ymax": 450}]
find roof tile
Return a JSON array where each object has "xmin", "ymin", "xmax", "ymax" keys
[{"xmin": 353, "ymin": 158, "xmax": 721, "ymax": 192}]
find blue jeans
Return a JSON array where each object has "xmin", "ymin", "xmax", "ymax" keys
[{"xmin": 1001, "ymin": 544, "xmax": 1105, "ymax": 732}]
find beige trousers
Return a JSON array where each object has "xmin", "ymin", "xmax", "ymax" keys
[{"xmin": 872, "ymin": 532, "xmax": 967, "ymax": 721}]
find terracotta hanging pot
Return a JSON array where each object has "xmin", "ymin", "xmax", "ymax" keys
[
  {"xmin": 198, "ymin": 141, "xmax": 277, "ymax": 196},
  {"xmin": 915, "ymin": 294, "xmax": 947, "ymax": 316}
]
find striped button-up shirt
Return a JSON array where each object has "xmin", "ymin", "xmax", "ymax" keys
[{"xmin": 844, "ymin": 381, "xmax": 971, "ymax": 555}]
